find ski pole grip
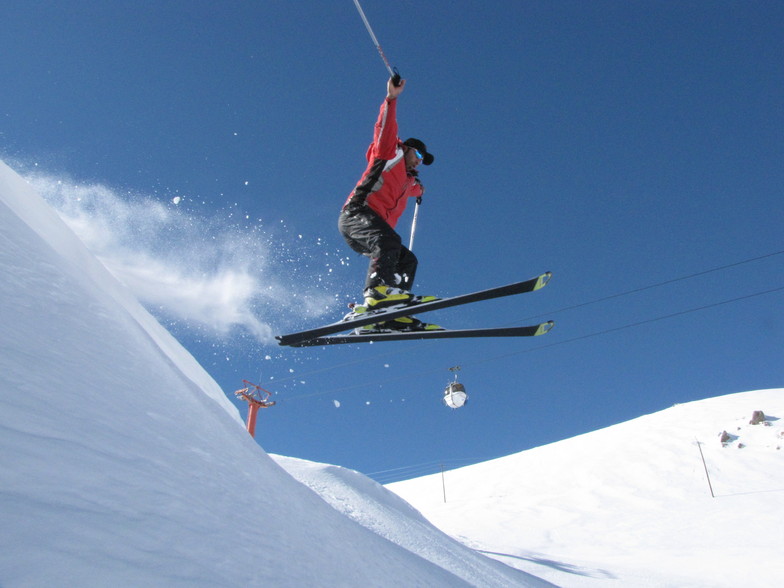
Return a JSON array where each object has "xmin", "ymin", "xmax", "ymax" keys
[{"xmin": 391, "ymin": 67, "xmax": 402, "ymax": 87}]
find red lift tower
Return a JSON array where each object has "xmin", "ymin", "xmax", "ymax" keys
[{"xmin": 234, "ymin": 380, "xmax": 276, "ymax": 437}]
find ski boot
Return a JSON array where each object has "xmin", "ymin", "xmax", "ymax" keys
[
  {"xmin": 342, "ymin": 286, "xmax": 439, "ymax": 322},
  {"xmin": 351, "ymin": 285, "xmax": 438, "ymax": 312},
  {"xmin": 362, "ymin": 285, "xmax": 414, "ymax": 309},
  {"xmin": 355, "ymin": 316, "xmax": 444, "ymax": 335}
]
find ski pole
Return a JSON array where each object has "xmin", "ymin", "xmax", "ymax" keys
[
  {"xmin": 352, "ymin": 0, "xmax": 401, "ymax": 85},
  {"xmin": 408, "ymin": 197, "xmax": 421, "ymax": 251}
]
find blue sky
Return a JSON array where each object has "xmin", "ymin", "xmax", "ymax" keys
[{"xmin": 2, "ymin": 1, "xmax": 782, "ymax": 482}]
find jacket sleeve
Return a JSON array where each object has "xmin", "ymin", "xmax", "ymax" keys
[
  {"xmin": 406, "ymin": 178, "xmax": 424, "ymax": 199},
  {"xmin": 368, "ymin": 98, "xmax": 400, "ymax": 161}
]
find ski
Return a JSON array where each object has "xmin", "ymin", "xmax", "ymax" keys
[
  {"xmin": 288, "ymin": 322, "xmax": 554, "ymax": 347},
  {"xmin": 276, "ymin": 272, "xmax": 552, "ymax": 347}
]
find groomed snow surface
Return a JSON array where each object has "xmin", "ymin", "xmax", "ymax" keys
[
  {"xmin": 389, "ymin": 388, "xmax": 784, "ymax": 587},
  {"xmin": 2, "ymin": 159, "xmax": 782, "ymax": 587}
]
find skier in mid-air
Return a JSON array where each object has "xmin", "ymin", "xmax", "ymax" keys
[
  {"xmin": 338, "ymin": 76, "xmax": 439, "ymax": 332},
  {"xmin": 274, "ymin": 10, "xmax": 556, "ymax": 347}
]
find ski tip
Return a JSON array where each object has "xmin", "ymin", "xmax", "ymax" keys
[
  {"xmin": 534, "ymin": 271, "xmax": 553, "ymax": 291},
  {"xmin": 535, "ymin": 320, "xmax": 555, "ymax": 336}
]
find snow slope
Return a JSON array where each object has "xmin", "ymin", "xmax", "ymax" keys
[
  {"xmin": 0, "ymin": 159, "xmax": 546, "ymax": 586},
  {"xmin": 389, "ymin": 389, "xmax": 784, "ymax": 587},
  {"xmin": 273, "ymin": 456, "xmax": 549, "ymax": 587},
  {"xmin": 3, "ymin": 155, "xmax": 781, "ymax": 587}
]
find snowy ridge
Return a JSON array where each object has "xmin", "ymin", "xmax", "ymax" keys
[
  {"xmin": 0, "ymin": 160, "xmax": 237, "ymax": 420},
  {"xmin": 274, "ymin": 456, "xmax": 551, "ymax": 587},
  {"xmin": 389, "ymin": 389, "xmax": 784, "ymax": 587}
]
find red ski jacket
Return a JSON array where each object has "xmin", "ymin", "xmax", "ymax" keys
[{"xmin": 343, "ymin": 97, "xmax": 423, "ymax": 229}]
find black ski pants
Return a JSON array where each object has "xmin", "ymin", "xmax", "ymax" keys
[{"xmin": 338, "ymin": 204, "xmax": 417, "ymax": 292}]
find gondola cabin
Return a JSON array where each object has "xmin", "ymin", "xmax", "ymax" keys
[{"xmin": 443, "ymin": 381, "xmax": 468, "ymax": 409}]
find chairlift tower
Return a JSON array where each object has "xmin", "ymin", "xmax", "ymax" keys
[{"xmin": 234, "ymin": 380, "xmax": 276, "ymax": 437}]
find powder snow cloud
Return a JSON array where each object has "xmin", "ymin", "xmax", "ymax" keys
[{"xmin": 23, "ymin": 170, "xmax": 341, "ymax": 343}]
